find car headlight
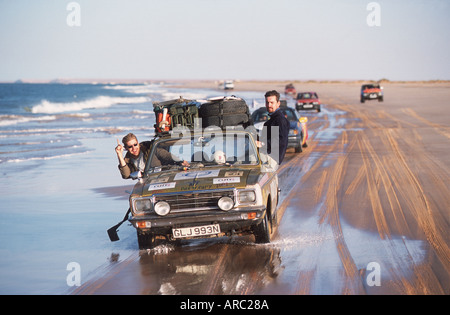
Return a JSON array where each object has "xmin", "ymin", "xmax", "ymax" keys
[
  {"xmin": 238, "ymin": 191, "xmax": 256, "ymax": 204},
  {"xmin": 133, "ymin": 198, "xmax": 151, "ymax": 213},
  {"xmin": 154, "ymin": 201, "xmax": 170, "ymax": 216},
  {"xmin": 218, "ymin": 196, "xmax": 234, "ymax": 211}
]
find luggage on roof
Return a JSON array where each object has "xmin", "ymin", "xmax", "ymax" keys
[
  {"xmin": 153, "ymin": 97, "xmax": 200, "ymax": 133},
  {"xmin": 199, "ymin": 96, "xmax": 252, "ymax": 129},
  {"xmin": 152, "ymin": 96, "xmax": 253, "ymax": 134}
]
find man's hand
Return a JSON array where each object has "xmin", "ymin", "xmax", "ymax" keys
[
  {"xmin": 115, "ymin": 139, "xmax": 124, "ymax": 155},
  {"xmin": 181, "ymin": 160, "xmax": 190, "ymax": 167},
  {"xmin": 116, "ymin": 139, "xmax": 126, "ymax": 167}
]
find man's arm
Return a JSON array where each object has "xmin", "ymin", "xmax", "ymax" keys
[{"xmin": 116, "ymin": 139, "xmax": 132, "ymax": 179}]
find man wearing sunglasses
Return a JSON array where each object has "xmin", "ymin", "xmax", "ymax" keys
[
  {"xmin": 116, "ymin": 133, "xmax": 152, "ymax": 179},
  {"xmin": 116, "ymin": 133, "xmax": 189, "ymax": 179}
]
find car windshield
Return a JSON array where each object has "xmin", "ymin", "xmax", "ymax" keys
[
  {"xmin": 281, "ymin": 108, "xmax": 298, "ymax": 121},
  {"xmin": 146, "ymin": 132, "xmax": 259, "ymax": 171},
  {"xmin": 298, "ymin": 93, "xmax": 317, "ymax": 99},
  {"xmin": 252, "ymin": 109, "xmax": 270, "ymax": 122},
  {"xmin": 363, "ymin": 85, "xmax": 380, "ymax": 89},
  {"xmin": 252, "ymin": 108, "xmax": 298, "ymax": 123}
]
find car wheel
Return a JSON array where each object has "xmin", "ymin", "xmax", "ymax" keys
[
  {"xmin": 253, "ymin": 211, "xmax": 271, "ymax": 244},
  {"xmin": 137, "ymin": 231, "xmax": 156, "ymax": 250},
  {"xmin": 295, "ymin": 136, "xmax": 303, "ymax": 153}
]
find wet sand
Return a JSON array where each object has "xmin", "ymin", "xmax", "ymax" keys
[{"xmin": 73, "ymin": 81, "xmax": 450, "ymax": 295}]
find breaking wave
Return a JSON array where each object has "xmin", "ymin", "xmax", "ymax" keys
[
  {"xmin": 30, "ymin": 96, "xmax": 150, "ymax": 114},
  {"xmin": 0, "ymin": 114, "xmax": 57, "ymax": 127}
]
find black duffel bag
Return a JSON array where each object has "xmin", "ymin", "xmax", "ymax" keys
[{"xmin": 199, "ymin": 97, "xmax": 252, "ymax": 129}]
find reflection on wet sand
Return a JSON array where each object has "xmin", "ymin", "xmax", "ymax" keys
[
  {"xmin": 75, "ymin": 238, "xmax": 282, "ymax": 295},
  {"xmin": 139, "ymin": 239, "xmax": 282, "ymax": 295}
]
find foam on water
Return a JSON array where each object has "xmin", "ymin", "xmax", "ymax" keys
[
  {"xmin": 0, "ymin": 114, "xmax": 57, "ymax": 126},
  {"xmin": 30, "ymin": 95, "xmax": 150, "ymax": 114}
]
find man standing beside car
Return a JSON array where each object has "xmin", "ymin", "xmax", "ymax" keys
[{"xmin": 260, "ymin": 90, "xmax": 290, "ymax": 165}]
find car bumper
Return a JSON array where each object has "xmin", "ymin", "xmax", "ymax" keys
[
  {"xmin": 296, "ymin": 104, "xmax": 320, "ymax": 110},
  {"xmin": 362, "ymin": 93, "xmax": 382, "ymax": 100},
  {"xmin": 129, "ymin": 206, "xmax": 266, "ymax": 237}
]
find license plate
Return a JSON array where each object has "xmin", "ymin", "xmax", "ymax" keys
[
  {"xmin": 370, "ymin": 94, "xmax": 377, "ymax": 98},
  {"xmin": 303, "ymin": 104, "xmax": 313, "ymax": 108},
  {"xmin": 172, "ymin": 224, "xmax": 221, "ymax": 239}
]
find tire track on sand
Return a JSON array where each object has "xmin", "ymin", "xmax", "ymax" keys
[
  {"xmin": 317, "ymin": 134, "xmax": 366, "ymax": 294},
  {"xmin": 383, "ymin": 129, "xmax": 450, "ymax": 275}
]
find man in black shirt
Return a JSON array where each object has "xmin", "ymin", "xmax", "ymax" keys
[{"xmin": 261, "ymin": 90, "xmax": 290, "ymax": 164}]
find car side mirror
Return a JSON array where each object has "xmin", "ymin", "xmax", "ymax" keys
[{"xmin": 130, "ymin": 171, "xmax": 142, "ymax": 180}]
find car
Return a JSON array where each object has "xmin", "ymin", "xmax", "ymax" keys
[
  {"xmin": 127, "ymin": 127, "xmax": 280, "ymax": 249},
  {"xmin": 360, "ymin": 84, "xmax": 383, "ymax": 103},
  {"xmin": 284, "ymin": 83, "xmax": 296, "ymax": 97},
  {"xmin": 251, "ymin": 102, "xmax": 308, "ymax": 153},
  {"xmin": 220, "ymin": 80, "xmax": 235, "ymax": 90},
  {"xmin": 296, "ymin": 92, "xmax": 321, "ymax": 112}
]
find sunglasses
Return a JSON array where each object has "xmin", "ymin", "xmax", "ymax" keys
[{"xmin": 126, "ymin": 142, "xmax": 138, "ymax": 150}]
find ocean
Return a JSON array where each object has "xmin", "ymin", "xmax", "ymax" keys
[{"xmin": 0, "ymin": 82, "xmax": 265, "ymax": 294}]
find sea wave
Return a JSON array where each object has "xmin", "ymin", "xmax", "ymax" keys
[
  {"xmin": 30, "ymin": 96, "xmax": 150, "ymax": 114},
  {"xmin": 0, "ymin": 115, "xmax": 57, "ymax": 127},
  {"xmin": 160, "ymin": 91, "xmax": 209, "ymax": 102},
  {"xmin": 103, "ymin": 84, "xmax": 163, "ymax": 94},
  {"xmin": 5, "ymin": 150, "xmax": 93, "ymax": 163}
]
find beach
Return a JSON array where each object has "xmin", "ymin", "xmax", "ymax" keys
[{"xmin": 0, "ymin": 80, "xmax": 449, "ymax": 294}]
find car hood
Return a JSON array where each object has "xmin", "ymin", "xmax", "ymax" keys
[{"xmin": 132, "ymin": 167, "xmax": 263, "ymax": 197}]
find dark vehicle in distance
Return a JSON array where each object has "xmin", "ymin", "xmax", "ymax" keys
[
  {"xmin": 360, "ymin": 84, "xmax": 383, "ymax": 103},
  {"xmin": 285, "ymin": 83, "xmax": 296, "ymax": 97}
]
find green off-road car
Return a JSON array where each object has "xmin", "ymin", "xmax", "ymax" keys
[{"xmin": 128, "ymin": 128, "xmax": 280, "ymax": 249}]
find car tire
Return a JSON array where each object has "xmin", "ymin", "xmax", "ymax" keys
[
  {"xmin": 137, "ymin": 231, "xmax": 156, "ymax": 250},
  {"xmin": 295, "ymin": 137, "xmax": 303, "ymax": 153},
  {"xmin": 253, "ymin": 211, "xmax": 271, "ymax": 244}
]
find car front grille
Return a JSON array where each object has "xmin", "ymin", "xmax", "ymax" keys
[{"xmin": 154, "ymin": 189, "xmax": 235, "ymax": 213}]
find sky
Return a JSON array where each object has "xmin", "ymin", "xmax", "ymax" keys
[{"xmin": 0, "ymin": 0, "xmax": 449, "ymax": 82}]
